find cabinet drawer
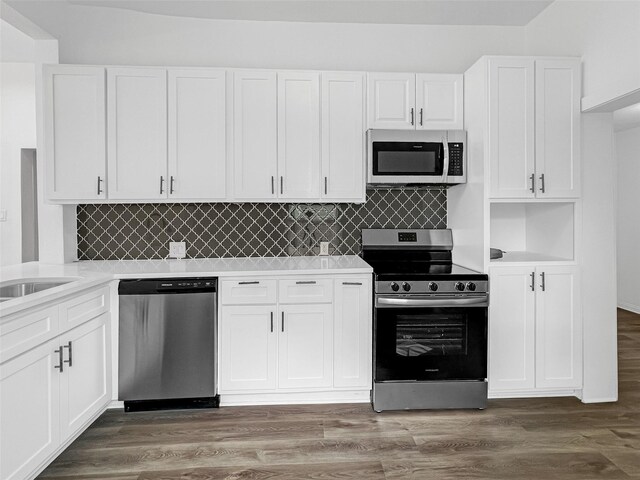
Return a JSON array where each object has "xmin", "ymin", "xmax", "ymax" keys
[
  {"xmin": 59, "ymin": 286, "xmax": 110, "ymax": 331},
  {"xmin": 0, "ymin": 306, "xmax": 59, "ymax": 364},
  {"xmin": 221, "ymin": 279, "xmax": 277, "ymax": 305},
  {"xmin": 278, "ymin": 279, "xmax": 333, "ymax": 304}
]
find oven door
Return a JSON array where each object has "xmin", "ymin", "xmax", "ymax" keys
[{"xmin": 374, "ymin": 304, "xmax": 487, "ymax": 382}]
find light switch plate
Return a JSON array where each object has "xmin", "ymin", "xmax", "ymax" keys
[
  {"xmin": 319, "ymin": 242, "xmax": 330, "ymax": 256},
  {"xmin": 169, "ymin": 241, "xmax": 186, "ymax": 259},
  {"xmin": 0, "ymin": 209, "xmax": 6, "ymax": 222}
]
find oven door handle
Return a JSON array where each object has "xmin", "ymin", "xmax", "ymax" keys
[{"xmin": 376, "ymin": 296, "xmax": 488, "ymax": 308}]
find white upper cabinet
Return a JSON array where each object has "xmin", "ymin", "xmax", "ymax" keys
[
  {"xmin": 489, "ymin": 58, "xmax": 536, "ymax": 199},
  {"xmin": 535, "ymin": 59, "xmax": 581, "ymax": 198},
  {"xmin": 168, "ymin": 69, "xmax": 227, "ymax": 200},
  {"xmin": 233, "ymin": 71, "xmax": 278, "ymax": 200},
  {"xmin": 488, "ymin": 57, "xmax": 580, "ymax": 199},
  {"xmin": 277, "ymin": 72, "xmax": 320, "ymax": 199},
  {"xmin": 44, "ymin": 66, "xmax": 106, "ymax": 201},
  {"xmin": 107, "ymin": 68, "xmax": 167, "ymax": 200},
  {"xmin": 367, "ymin": 72, "xmax": 463, "ymax": 130},
  {"xmin": 367, "ymin": 73, "xmax": 416, "ymax": 129},
  {"xmin": 416, "ymin": 74, "xmax": 463, "ymax": 130},
  {"xmin": 321, "ymin": 72, "xmax": 365, "ymax": 201}
]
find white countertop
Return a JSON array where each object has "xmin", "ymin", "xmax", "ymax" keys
[{"xmin": 0, "ymin": 256, "xmax": 372, "ymax": 318}]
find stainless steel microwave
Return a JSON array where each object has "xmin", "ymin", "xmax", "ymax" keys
[{"xmin": 367, "ymin": 129, "xmax": 466, "ymax": 185}]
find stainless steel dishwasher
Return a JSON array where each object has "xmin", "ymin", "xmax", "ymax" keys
[{"xmin": 118, "ymin": 278, "xmax": 218, "ymax": 412}]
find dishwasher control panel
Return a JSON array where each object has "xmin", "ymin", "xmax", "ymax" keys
[{"xmin": 119, "ymin": 277, "xmax": 217, "ymax": 295}]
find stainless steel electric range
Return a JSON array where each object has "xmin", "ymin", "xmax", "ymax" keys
[{"xmin": 362, "ymin": 228, "xmax": 489, "ymax": 412}]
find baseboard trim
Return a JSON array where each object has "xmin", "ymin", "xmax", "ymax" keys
[
  {"xmin": 488, "ymin": 389, "xmax": 578, "ymax": 399},
  {"xmin": 221, "ymin": 389, "xmax": 371, "ymax": 406},
  {"xmin": 581, "ymin": 396, "xmax": 618, "ymax": 404},
  {"xmin": 618, "ymin": 302, "xmax": 640, "ymax": 314}
]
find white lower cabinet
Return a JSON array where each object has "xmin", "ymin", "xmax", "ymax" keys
[
  {"xmin": 278, "ymin": 304, "xmax": 333, "ymax": 389},
  {"xmin": 59, "ymin": 314, "xmax": 111, "ymax": 440},
  {"xmin": 219, "ymin": 305, "xmax": 277, "ymax": 391},
  {"xmin": 219, "ymin": 275, "xmax": 372, "ymax": 401},
  {"xmin": 0, "ymin": 290, "xmax": 112, "ymax": 480},
  {"xmin": 489, "ymin": 265, "xmax": 581, "ymax": 396},
  {"xmin": 0, "ymin": 340, "xmax": 61, "ymax": 480}
]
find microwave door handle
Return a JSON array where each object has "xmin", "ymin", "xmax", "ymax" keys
[{"xmin": 442, "ymin": 137, "xmax": 450, "ymax": 182}]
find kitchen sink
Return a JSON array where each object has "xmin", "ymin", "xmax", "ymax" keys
[{"xmin": 0, "ymin": 278, "xmax": 78, "ymax": 302}]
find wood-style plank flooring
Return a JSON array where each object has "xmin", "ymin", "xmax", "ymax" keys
[{"xmin": 39, "ymin": 309, "xmax": 640, "ymax": 479}]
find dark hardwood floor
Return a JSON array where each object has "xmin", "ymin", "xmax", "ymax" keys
[{"xmin": 39, "ymin": 309, "xmax": 640, "ymax": 479}]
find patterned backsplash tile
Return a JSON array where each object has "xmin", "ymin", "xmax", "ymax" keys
[{"xmin": 77, "ymin": 187, "xmax": 447, "ymax": 260}]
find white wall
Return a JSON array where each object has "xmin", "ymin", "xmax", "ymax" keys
[
  {"xmin": 7, "ymin": 3, "xmax": 525, "ymax": 72},
  {"xmin": 616, "ymin": 125, "xmax": 640, "ymax": 313},
  {"xmin": 0, "ymin": 59, "xmax": 36, "ymax": 266},
  {"xmin": 525, "ymin": 1, "xmax": 640, "ymax": 110}
]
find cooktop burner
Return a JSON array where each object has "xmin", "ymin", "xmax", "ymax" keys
[{"xmin": 361, "ymin": 228, "xmax": 489, "ymax": 295}]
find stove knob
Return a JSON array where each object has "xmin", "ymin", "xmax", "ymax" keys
[
  {"xmin": 390, "ymin": 282, "xmax": 400, "ymax": 292},
  {"xmin": 455, "ymin": 282, "xmax": 465, "ymax": 292},
  {"xmin": 402, "ymin": 282, "xmax": 411, "ymax": 292},
  {"xmin": 466, "ymin": 282, "xmax": 477, "ymax": 292},
  {"xmin": 428, "ymin": 282, "xmax": 438, "ymax": 292}
]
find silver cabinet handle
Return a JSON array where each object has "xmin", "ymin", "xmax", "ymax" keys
[
  {"xmin": 270, "ymin": 312, "xmax": 274, "ymax": 333},
  {"xmin": 54, "ymin": 346, "xmax": 64, "ymax": 373},
  {"xmin": 539, "ymin": 173, "xmax": 546, "ymax": 193},
  {"xmin": 97, "ymin": 176, "xmax": 103, "ymax": 195},
  {"xmin": 343, "ymin": 282, "xmax": 363, "ymax": 286},
  {"xmin": 296, "ymin": 281, "xmax": 316, "ymax": 285},
  {"xmin": 324, "ymin": 177, "xmax": 328, "ymax": 195},
  {"xmin": 281, "ymin": 311, "xmax": 285, "ymax": 332},
  {"xmin": 63, "ymin": 341, "xmax": 73, "ymax": 367},
  {"xmin": 160, "ymin": 176, "xmax": 165, "ymax": 195},
  {"xmin": 170, "ymin": 176, "xmax": 175, "ymax": 195},
  {"xmin": 238, "ymin": 281, "xmax": 259, "ymax": 285},
  {"xmin": 540, "ymin": 272, "xmax": 546, "ymax": 291},
  {"xmin": 530, "ymin": 272, "xmax": 535, "ymax": 292},
  {"xmin": 410, "ymin": 107, "xmax": 414, "ymax": 126},
  {"xmin": 280, "ymin": 176, "xmax": 284, "ymax": 195},
  {"xmin": 271, "ymin": 176, "xmax": 275, "ymax": 195},
  {"xmin": 419, "ymin": 108, "xmax": 423, "ymax": 126},
  {"xmin": 529, "ymin": 174, "xmax": 535, "ymax": 193}
]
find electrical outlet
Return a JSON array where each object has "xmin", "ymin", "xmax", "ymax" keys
[
  {"xmin": 169, "ymin": 241, "xmax": 186, "ymax": 259},
  {"xmin": 319, "ymin": 242, "xmax": 330, "ymax": 256}
]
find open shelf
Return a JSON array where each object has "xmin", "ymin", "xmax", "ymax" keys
[{"xmin": 490, "ymin": 202, "xmax": 575, "ymax": 263}]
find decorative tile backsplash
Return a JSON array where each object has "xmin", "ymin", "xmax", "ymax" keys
[{"xmin": 76, "ymin": 188, "xmax": 447, "ymax": 260}]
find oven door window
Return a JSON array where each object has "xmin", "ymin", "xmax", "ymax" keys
[
  {"xmin": 375, "ymin": 307, "xmax": 487, "ymax": 382},
  {"xmin": 372, "ymin": 142, "xmax": 444, "ymax": 176}
]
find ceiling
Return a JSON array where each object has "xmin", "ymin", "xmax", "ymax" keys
[{"xmin": 5, "ymin": 0, "xmax": 554, "ymax": 27}]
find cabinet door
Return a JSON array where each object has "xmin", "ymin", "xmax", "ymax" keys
[
  {"xmin": 488, "ymin": 58, "xmax": 535, "ymax": 198},
  {"xmin": 333, "ymin": 278, "xmax": 372, "ymax": 388},
  {"xmin": 321, "ymin": 72, "xmax": 365, "ymax": 201},
  {"xmin": 367, "ymin": 73, "xmax": 416, "ymax": 129},
  {"xmin": 535, "ymin": 266, "xmax": 582, "ymax": 389},
  {"xmin": 488, "ymin": 267, "xmax": 536, "ymax": 392},
  {"xmin": 277, "ymin": 72, "xmax": 320, "ymax": 199},
  {"xmin": 278, "ymin": 304, "xmax": 333, "ymax": 389},
  {"xmin": 0, "ymin": 340, "xmax": 60, "ymax": 480},
  {"xmin": 219, "ymin": 305, "xmax": 277, "ymax": 392},
  {"xmin": 59, "ymin": 314, "xmax": 111, "ymax": 440},
  {"xmin": 107, "ymin": 68, "xmax": 167, "ymax": 200},
  {"xmin": 535, "ymin": 59, "xmax": 581, "ymax": 198},
  {"xmin": 168, "ymin": 69, "xmax": 227, "ymax": 200},
  {"xmin": 415, "ymin": 74, "xmax": 463, "ymax": 130},
  {"xmin": 233, "ymin": 71, "xmax": 278, "ymax": 200},
  {"xmin": 44, "ymin": 65, "xmax": 106, "ymax": 201}
]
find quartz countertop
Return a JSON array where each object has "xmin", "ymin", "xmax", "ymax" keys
[{"xmin": 0, "ymin": 256, "xmax": 372, "ymax": 318}]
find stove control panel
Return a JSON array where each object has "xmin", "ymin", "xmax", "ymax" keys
[{"xmin": 377, "ymin": 279, "xmax": 488, "ymax": 295}]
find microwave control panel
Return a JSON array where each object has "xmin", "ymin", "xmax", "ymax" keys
[{"xmin": 448, "ymin": 143, "xmax": 464, "ymax": 176}]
